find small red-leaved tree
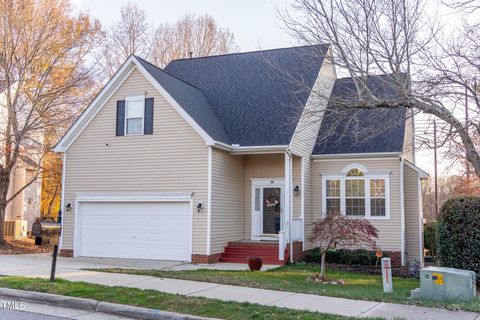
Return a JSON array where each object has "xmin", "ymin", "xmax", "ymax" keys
[{"xmin": 310, "ymin": 213, "xmax": 378, "ymax": 280}]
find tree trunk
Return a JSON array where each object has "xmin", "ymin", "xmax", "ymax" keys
[
  {"xmin": 0, "ymin": 204, "xmax": 6, "ymax": 245},
  {"xmin": 320, "ymin": 251, "xmax": 327, "ymax": 280},
  {"xmin": 0, "ymin": 169, "xmax": 12, "ymax": 245}
]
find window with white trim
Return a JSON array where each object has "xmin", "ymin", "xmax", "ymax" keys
[
  {"xmin": 325, "ymin": 179, "xmax": 341, "ymax": 215},
  {"xmin": 322, "ymin": 165, "xmax": 390, "ymax": 219},
  {"xmin": 125, "ymin": 96, "xmax": 144, "ymax": 135}
]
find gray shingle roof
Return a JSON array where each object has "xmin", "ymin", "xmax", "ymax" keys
[
  {"xmin": 163, "ymin": 45, "xmax": 329, "ymax": 146},
  {"xmin": 313, "ymin": 75, "xmax": 406, "ymax": 155},
  {"xmin": 136, "ymin": 56, "xmax": 231, "ymax": 143}
]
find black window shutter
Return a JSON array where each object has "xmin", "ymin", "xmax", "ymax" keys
[
  {"xmin": 144, "ymin": 97, "xmax": 154, "ymax": 135},
  {"xmin": 116, "ymin": 100, "xmax": 125, "ymax": 136}
]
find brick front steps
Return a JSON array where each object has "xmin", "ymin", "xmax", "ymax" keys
[{"xmin": 219, "ymin": 241, "xmax": 289, "ymax": 265}]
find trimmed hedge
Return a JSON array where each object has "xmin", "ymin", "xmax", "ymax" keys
[
  {"xmin": 437, "ymin": 197, "xmax": 480, "ymax": 274},
  {"xmin": 305, "ymin": 248, "xmax": 387, "ymax": 266}
]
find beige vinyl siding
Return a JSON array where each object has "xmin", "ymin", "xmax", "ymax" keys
[
  {"xmin": 288, "ymin": 50, "xmax": 335, "ymax": 246},
  {"xmin": 210, "ymin": 149, "xmax": 245, "ymax": 254},
  {"xmin": 312, "ymin": 156, "xmax": 402, "ymax": 251},
  {"xmin": 244, "ymin": 154, "xmax": 284, "ymax": 239},
  {"xmin": 404, "ymin": 164, "xmax": 422, "ymax": 264},
  {"xmin": 403, "ymin": 109, "xmax": 415, "ymax": 162},
  {"xmin": 62, "ymin": 68, "xmax": 209, "ymax": 254},
  {"xmin": 303, "ymin": 158, "xmax": 314, "ymax": 249},
  {"xmin": 290, "ymin": 49, "xmax": 336, "ymax": 158}
]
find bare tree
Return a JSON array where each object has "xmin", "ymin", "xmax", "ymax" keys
[
  {"xmin": 280, "ymin": 0, "xmax": 480, "ymax": 178},
  {"xmin": 97, "ymin": 2, "xmax": 151, "ymax": 78},
  {"xmin": 150, "ymin": 14, "xmax": 238, "ymax": 67},
  {"xmin": 0, "ymin": 0, "xmax": 99, "ymax": 244}
]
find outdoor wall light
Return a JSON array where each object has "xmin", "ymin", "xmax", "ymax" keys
[
  {"xmin": 197, "ymin": 202, "xmax": 203, "ymax": 213},
  {"xmin": 66, "ymin": 203, "xmax": 72, "ymax": 212},
  {"xmin": 293, "ymin": 185, "xmax": 300, "ymax": 197}
]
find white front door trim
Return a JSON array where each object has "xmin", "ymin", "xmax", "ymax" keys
[
  {"xmin": 73, "ymin": 193, "xmax": 193, "ymax": 261},
  {"xmin": 251, "ymin": 178, "xmax": 285, "ymax": 241}
]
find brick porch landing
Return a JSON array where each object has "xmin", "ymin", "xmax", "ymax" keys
[{"xmin": 219, "ymin": 240, "xmax": 303, "ymax": 265}]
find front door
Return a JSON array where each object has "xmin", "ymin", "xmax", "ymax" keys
[
  {"xmin": 262, "ymin": 188, "xmax": 281, "ymax": 234},
  {"xmin": 251, "ymin": 179, "xmax": 284, "ymax": 240}
]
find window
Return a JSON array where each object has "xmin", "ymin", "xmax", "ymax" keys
[
  {"xmin": 345, "ymin": 179, "xmax": 365, "ymax": 216},
  {"xmin": 325, "ymin": 179, "xmax": 341, "ymax": 215},
  {"xmin": 322, "ymin": 165, "xmax": 389, "ymax": 219},
  {"xmin": 370, "ymin": 179, "xmax": 386, "ymax": 216},
  {"xmin": 125, "ymin": 97, "xmax": 144, "ymax": 135}
]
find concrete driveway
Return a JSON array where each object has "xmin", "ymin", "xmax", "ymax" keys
[{"xmin": 0, "ymin": 253, "xmax": 276, "ymax": 280}]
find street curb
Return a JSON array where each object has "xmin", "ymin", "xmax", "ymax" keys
[
  {"xmin": 97, "ymin": 301, "xmax": 211, "ymax": 320},
  {"xmin": 0, "ymin": 287, "xmax": 212, "ymax": 320},
  {"xmin": 0, "ymin": 287, "xmax": 98, "ymax": 311}
]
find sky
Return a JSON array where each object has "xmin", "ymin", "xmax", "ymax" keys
[{"xmin": 71, "ymin": 0, "xmax": 463, "ymax": 177}]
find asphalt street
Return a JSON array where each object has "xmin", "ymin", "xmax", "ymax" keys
[{"xmin": 0, "ymin": 308, "xmax": 68, "ymax": 320}]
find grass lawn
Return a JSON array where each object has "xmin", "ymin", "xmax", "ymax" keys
[
  {"xmin": 0, "ymin": 276, "xmax": 383, "ymax": 320},
  {"xmin": 90, "ymin": 263, "xmax": 480, "ymax": 313}
]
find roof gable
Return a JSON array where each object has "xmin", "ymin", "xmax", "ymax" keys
[{"xmin": 54, "ymin": 55, "xmax": 218, "ymax": 152}]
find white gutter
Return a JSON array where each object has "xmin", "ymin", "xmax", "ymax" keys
[
  {"xmin": 312, "ymin": 152, "xmax": 401, "ymax": 160},
  {"xmin": 212, "ymin": 141, "xmax": 289, "ymax": 154}
]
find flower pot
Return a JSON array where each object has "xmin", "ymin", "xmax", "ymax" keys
[{"xmin": 248, "ymin": 256, "xmax": 263, "ymax": 271}]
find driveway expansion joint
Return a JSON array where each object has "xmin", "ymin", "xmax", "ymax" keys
[
  {"xmin": 184, "ymin": 283, "xmax": 222, "ymax": 296},
  {"xmin": 359, "ymin": 302, "xmax": 383, "ymax": 318}
]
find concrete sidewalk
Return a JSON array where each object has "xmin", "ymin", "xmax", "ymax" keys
[{"xmin": 0, "ymin": 254, "xmax": 479, "ymax": 319}]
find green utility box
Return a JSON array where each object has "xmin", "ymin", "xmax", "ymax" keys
[{"xmin": 420, "ymin": 266, "xmax": 476, "ymax": 301}]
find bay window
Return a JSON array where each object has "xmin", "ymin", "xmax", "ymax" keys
[{"xmin": 322, "ymin": 165, "xmax": 390, "ymax": 219}]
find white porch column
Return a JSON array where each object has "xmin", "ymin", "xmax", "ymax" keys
[{"xmin": 284, "ymin": 152, "xmax": 291, "ymax": 228}]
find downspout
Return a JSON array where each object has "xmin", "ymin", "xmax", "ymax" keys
[
  {"xmin": 286, "ymin": 148, "xmax": 293, "ymax": 263},
  {"xmin": 400, "ymin": 156, "xmax": 406, "ymax": 266}
]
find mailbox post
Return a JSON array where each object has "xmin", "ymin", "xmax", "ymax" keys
[
  {"xmin": 381, "ymin": 257, "xmax": 393, "ymax": 293},
  {"xmin": 31, "ymin": 217, "xmax": 62, "ymax": 282}
]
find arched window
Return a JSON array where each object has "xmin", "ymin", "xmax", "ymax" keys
[
  {"xmin": 345, "ymin": 168, "xmax": 365, "ymax": 177},
  {"xmin": 323, "ymin": 164, "xmax": 390, "ymax": 219}
]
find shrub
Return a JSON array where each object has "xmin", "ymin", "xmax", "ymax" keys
[
  {"xmin": 423, "ymin": 221, "xmax": 437, "ymax": 257},
  {"xmin": 305, "ymin": 248, "xmax": 388, "ymax": 266},
  {"xmin": 437, "ymin": 197, "xmax": 480, "ymax": 274}
]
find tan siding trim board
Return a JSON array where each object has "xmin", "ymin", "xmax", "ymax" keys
[
  {"xmin": 418, "ymin": 175, "xmax": 424, "ymax": 268},
  {"xmin": 400, "ymin": 158, "xmax": 406, "ymax": 266},
  {"xmin": 59, "ymin": 151, "xmax": 67, "ymax": 250}
]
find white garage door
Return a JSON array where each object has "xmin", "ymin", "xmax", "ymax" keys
[{"xmin": 77, "ymin": 201, "xmax": 191, "ymax": 261}]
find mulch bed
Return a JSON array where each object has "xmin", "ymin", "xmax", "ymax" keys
[
  {"xmin": 326, "ymin": 263, "xmax": 411, "ymax": 277},
  {"xmin": 0, "ymin": 237, "xmax": 53, "ymax": 254}
]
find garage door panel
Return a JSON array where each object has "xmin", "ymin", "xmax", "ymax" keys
[{"xmin": 78, "ymin": 201, "xmax": 191, "ymax": 261}]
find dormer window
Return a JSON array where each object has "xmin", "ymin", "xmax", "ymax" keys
[{"xmin": 125, "ymin": 96, "xmax": 145, "ymax": 135}]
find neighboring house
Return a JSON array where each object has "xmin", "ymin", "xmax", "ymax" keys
[
  {"xmin": 0, "ymin": 82, "xmax": 42, "ymax": 237},
  {"xmin": 54, "ymin": 45, "xmax": 427, "ymax": 268}
]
